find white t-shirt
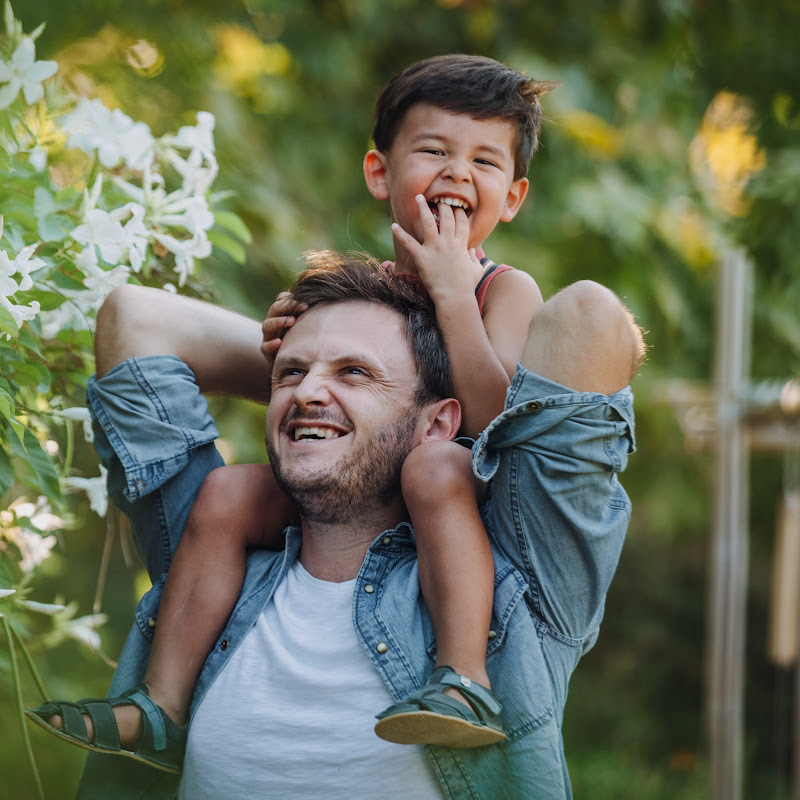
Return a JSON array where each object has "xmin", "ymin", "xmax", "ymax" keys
[{"xmin": 179, "ymin": 560, "xmax": 442, "ymax": 799}]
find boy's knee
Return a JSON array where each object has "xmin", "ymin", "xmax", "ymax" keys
[
  {"xmin": 401, "ymin": 441, "xmax": 472, "ymax": 502},
  {"xmin": 523, "ymin": 280, "xmax": 645, "ymax": 392}
]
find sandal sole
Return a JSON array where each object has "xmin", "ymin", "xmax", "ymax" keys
[
  {"xmin": 374, "ymin": 710, "xmax": 506, "ymax": 748},
  {"xmin": 24, "ymin": 709, "xmax": 182, "ymax": 775}
]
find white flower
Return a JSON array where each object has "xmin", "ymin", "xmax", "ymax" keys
[
  {"xmin": 119, "ymin": 203, "xmax": 149, "ymax": 271},
  {"xmin": 17, "ymin": 599, "xmax": 67, "ymax": 615},
  {"xmin": 52, "ymin": 406, "xmax": 95, "ymax": 442},
  {"xmin": 10, "ymin": 495, "xmax": 65, "ymax": 532},
  {"xmin": 62, "ymin": 98, "xmax": 155, "ymax": 170},
  {"xmin": 72, "ymin": 208, "xmax": 126, "ymax": 265},
  {"xmin": 153, "ymin": 231, "xmax": 211, "ymax": 285},
  {"xmin": 158, "ymin": 194, "xmax": 214, "ymax": 235},
  {"xmin": 63, "ymin": 613, "xmax": 107, "ymax": 651},
  {"xmin": 82, "ymin": 264, "xmax": 131, "ymax": 306},
  {"xmin": 0, "ymin": 245, "xmax": 46, "ymax": 294},
  {"xmin": 4, "ymin": 527, "xmax": 57, "ymax": 572},
  {"xmin": 0, "ymin": 588, "xmax": 16, "ymax": 599},
  {"xmin": 0, "ymin": 37, "xmax": 57, "ymax": 110},
  {"xmin": 172, "ymin": 111, "xmax": 216, "ymax": 158},
  {"xmin": 0, "ymin": 245, "xmax": 46, "ymax": 329},
  {"xmin": 29, "ymin": 145, "xmax": 47, "ymax": 171},
  {"xmin": 63, "ymin": 465, "xmax": 108, "ymax": 517}
]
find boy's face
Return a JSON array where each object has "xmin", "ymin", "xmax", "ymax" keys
[{"xmin": 364, "ymin": 103, "xmax": 529, "ymax": 251}]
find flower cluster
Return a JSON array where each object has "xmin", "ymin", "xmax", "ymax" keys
[{"xmin": 0, "ymin": 3, "xmax": 249, "ymax": 692}]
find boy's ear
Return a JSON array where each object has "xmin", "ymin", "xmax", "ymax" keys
[
  {"xmin": 414, "ymin": 397, "xmax": 462, "ymax": 445},
  {"xmin": 363, "ymin": 149, "xmax": 390, "ymax": 201},
  {"xmin": 500, "ymin": 177, "xmax": 529, "ymax": 223}
]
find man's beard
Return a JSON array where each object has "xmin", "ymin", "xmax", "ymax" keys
[{"xmin": 266, "ymin": 409, "xmax": 419, "ymax": 525}]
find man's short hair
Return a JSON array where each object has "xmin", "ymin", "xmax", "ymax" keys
[
  {"xmin": 372, "ymin": 54, "xmax": 556, "ymax": 180},
  {"xmin": 289, "ymin": 251, "xmax": 453, "ymax": 405}
]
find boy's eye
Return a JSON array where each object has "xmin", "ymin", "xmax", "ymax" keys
[
  {"xmin": 475, "ymin": 158, "xmax": 499, "ymax": 168},
  {"xmin": 420, "ymin": 148, "xmax": 444, "ymax": 156}
]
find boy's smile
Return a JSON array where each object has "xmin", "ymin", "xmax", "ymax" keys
[{"xmin": 364, "ymin": 103, "xmax": 528, "ymax": 253}]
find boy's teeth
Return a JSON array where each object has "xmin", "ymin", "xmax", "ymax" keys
[
  {"xmin": 430, "ymin": 196, "xmax": 471, "ymax": 212},
  {"xmin": 294, "ymin": 426, "xmax": 341, "ymax": 441}
]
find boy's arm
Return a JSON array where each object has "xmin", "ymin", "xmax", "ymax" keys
[{"xmin": 95, "ymin": 284, "xmax": 270, "ymax": 401}]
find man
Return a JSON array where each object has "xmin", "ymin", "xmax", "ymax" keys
[{"xmin": 75, "ymin": 252, "xmax": 640, "ymax": 799}]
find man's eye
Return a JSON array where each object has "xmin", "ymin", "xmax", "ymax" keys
[{"xmin": 345, "ymin": 367, "xmax": 367, "ymax": 376}]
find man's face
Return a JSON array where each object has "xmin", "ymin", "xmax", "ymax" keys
[
  {"xmin": 368, "ymin": 103, "xmax": 529, "ymax": 251},
  {"xmin": 265, "ymin": 301, "xmax": 423, "ymax": 523}
]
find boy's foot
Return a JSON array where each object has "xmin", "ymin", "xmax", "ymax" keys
[
  {"xmin": 374, "ymin": 666, "xmax": 506, "ymax": 748},
  {"xmin": 25, "ymin": 684, "xmax": 187, "ymax": 774}
]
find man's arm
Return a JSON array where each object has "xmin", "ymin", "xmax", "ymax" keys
[{"xmin": 95, "ymin": 284, "xmax": 269, "ymax": 402}]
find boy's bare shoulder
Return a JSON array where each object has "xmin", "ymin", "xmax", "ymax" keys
[{"xmin": 481, "ymin": 267, "xmax": 543, "ymax": 317}]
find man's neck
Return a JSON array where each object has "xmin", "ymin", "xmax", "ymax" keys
[{"xmin": 298, "ymin": 508, "xmax": 406, "ymax": 582}]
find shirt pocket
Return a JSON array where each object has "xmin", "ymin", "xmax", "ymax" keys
[{"xmin": 134, "ymin": 573, "xmax": 166, "ymax": 644}]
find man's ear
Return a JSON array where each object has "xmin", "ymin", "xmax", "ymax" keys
[
  {"xmin": 415, "ymin": 397, "xmax": 462, "ymax": 445},
  {"xmin": 500, "ymin": 177, "xmax": 529, "ymax": 223},
  {"xmin": 363, "ymin": 149, "xmax": 390, "ymax": 201}
]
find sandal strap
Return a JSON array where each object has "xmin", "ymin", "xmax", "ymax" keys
[
  {"xmin": 83, "ymin": 700, "xmax": 121, "ymax": 750},
  {"xmin": 59, "ymin": 703, "xmax": 90, "ymax": 743},
  {"xmin": 124, "ymin": 685, "xmax": 167, "ymax": 752},
  {"xmin": 429, "ymin": 667, "xmax": 503, "ymax": 717}
]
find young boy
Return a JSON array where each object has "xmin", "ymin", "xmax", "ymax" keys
[{"xmin": 28, "ymin": 54, "xmax": 554, "ymax": 768}]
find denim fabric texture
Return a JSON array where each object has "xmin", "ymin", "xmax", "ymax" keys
[{"xmin": 76, "ymin": 355, "xmax": 635, "ymax": 800}]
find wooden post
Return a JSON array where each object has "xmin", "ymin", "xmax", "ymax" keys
[{"xmin": 708, "ymin": 249, "xmax": 752, "ymax": 800}]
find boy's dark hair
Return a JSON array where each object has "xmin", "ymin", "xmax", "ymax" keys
[
  {"xmin": 372, "ymin": 54, "xmax": 556, "ymax": 180},
  {"xmin": 289, "ymin": 250, "xmax": 453, "ymax": 405}
]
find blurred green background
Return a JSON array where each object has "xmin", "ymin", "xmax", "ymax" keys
[{"xmin": 5, "ymin": 0, "xmax": 800, "ymax": 797}]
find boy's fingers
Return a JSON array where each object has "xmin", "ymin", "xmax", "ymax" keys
[
  {"xmin": 415, "ymin": 194, "xmax": 439, "ymax": 237},
  {"xmin": 391, "ymin": 222, "xmax": 420, "ymax": 254}
]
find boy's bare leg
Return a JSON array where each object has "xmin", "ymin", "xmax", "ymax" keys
[
  {"xmin": 401, "ymin": 440, "xmax": 492, "ymax": 695},
  {"xmin": 520, "ymin": 280, "xmax": 645, "ymax": 394},
  {"xmin": 53, "ymin": 463, "xmax": 295, "ymax": 746}
]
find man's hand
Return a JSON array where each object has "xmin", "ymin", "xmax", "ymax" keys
[
  {"xmin": 391, "ymin": 194, "xmax": 484, "ymax": 305},
  {"xmin": 261, "ymin": 292, "xmax": 307, "ymax": 399}
]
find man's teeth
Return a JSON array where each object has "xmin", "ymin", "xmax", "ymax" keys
[{"xmin": 294, "ymin": 426, "xmax": 341, "ymax": 441}]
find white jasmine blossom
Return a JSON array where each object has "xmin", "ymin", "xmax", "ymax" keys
[
  {"xmin": 62, "ymin": 613, "xmax": 107, "ymax": 651},
  {"xmin": 71, "ymin": 208, "xmax": 126, "ymax": 265},
  {"xmin": 153, "ymin": 230, "xmax": 211, "ymax": 285},
  {"xmin": 0, "ymin": 245, "xmax": 46, "ymax": 328},
  {"xmin": 28, "ymin": 145, "xmax": 47, "ymax": 171},
  {"xmin": 17, "ymin": 599, "xmax": 67, "ymax": 615},
  {"xmin": 62, "ymin": 98, "xmax": 155, "ymax": 170},
  {"xmin": 0, "ymin": 37, "xmax": 57, "ymax": 110},
  {"xmin": 52, "ymin": 406, "xmax": 95, "ymax": 443},
  {"xmin": 0, "ymin": 588, "xmax": 16, "ymax": 599},
  {"xmin": 63, "ymin": 465, "xmax": 108, "ymax": 517}
]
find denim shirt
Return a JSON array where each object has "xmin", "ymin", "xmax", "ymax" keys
[{"xmin": 78, "ymin": 356, "xmax": 635, "ymax": 800}]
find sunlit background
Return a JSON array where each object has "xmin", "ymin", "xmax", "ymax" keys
[{"xmin": 4, "ymin": 0, "xmax": 800, "ymax": 797}]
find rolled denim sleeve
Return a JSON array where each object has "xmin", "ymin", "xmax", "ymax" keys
[
  {"xmin": 86, "ymin": 354, "xmax": 223, "ymax": 581},
  {"xmin": 474, "ymin": 367, "xmax": 635, "ymax": 643}
]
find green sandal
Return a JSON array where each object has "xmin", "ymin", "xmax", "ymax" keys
[
  {"xmin": 25, "ymin": 683, "xmax": 187, "ymax": 774},
  {"xmin": 374, "ymin": 666, "xmax": 506, "ymax": 748}
]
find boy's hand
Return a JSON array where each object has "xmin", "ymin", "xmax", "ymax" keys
[
  {"xmin": 391, "ymin": 194, "xmax": 483, "ymax": 304},
  {"xmin": 261, "ymin": 292, "xmax": 307, "ymax": 399}
]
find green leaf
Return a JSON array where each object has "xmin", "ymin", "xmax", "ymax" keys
[
  {"xmin": 9, "ymin": 362, "xmax": 51, "ymax": 392},
  {"xmin": 0, "ymin": 387, "xmax": 15, "ymax": 421},
  {"xmin": 0, "ymin": 446, "xmax": 12, "ymax": 496},
  {"xmin": 213, "ymin": 211, "xmax": 253, "ymax": 244},
  {"xmin": 37, "ymin": 214, "xmax": 73, "ymax": 243},
  {"xmin": 8, "ymin": 426, "xmax": 61, "ymax": 503},
  {"xmin": 0, "ymin": 305, "xmax": 19, "ymax": 337},
  {"xmin": 208, "ymin": 229, "xmax": 246, "ymax": 264},
  {"xmin": 8, "ymin": 417, "xmax": 25, "ymax": 447}
]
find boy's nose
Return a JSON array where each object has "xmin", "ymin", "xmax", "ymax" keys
[{"xmin": 442, "ymin": 155, "xmax": 471, "ymax": 181}]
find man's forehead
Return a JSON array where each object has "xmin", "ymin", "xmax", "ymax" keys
[{"xmin": 279, "ymin": 300, "xmax": 412, "ymax": 364}]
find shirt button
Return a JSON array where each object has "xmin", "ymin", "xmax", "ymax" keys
[
  {"xmin": 382, "ymin": 536, "xmax": 392, "ymax": 546},
  {"xmin": 135, "ymin": 479, "xmax": 146, "ymax": 492},
  {"xmin": 146, "ymin": 616, "xmax": 157, "ymax": 629},
  {"xmin": 102, "ymin": 422, "xmax": 113, "ymax": 432},
  {"xmin": 364, "ymin": 584, "xmax": 375, "ymax": 594},
  {"xmin": 488, "ymin": 629, "xmax": 497, "ymax": 640},
  {"xmin": 527, "ymin": 401, "xmax": 540, "ymax": 411},
  {"xmin": 376, "ymin": 642, "xmax": 388, "ymax": 654},
  {"xmin": 220, "ymin": 639, "xmax": 229, "ymax": 651}
]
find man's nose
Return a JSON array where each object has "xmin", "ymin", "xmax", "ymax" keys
[{"xmin": 292, "ymin": 371, "xmax": 331, "ymax": 407}]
